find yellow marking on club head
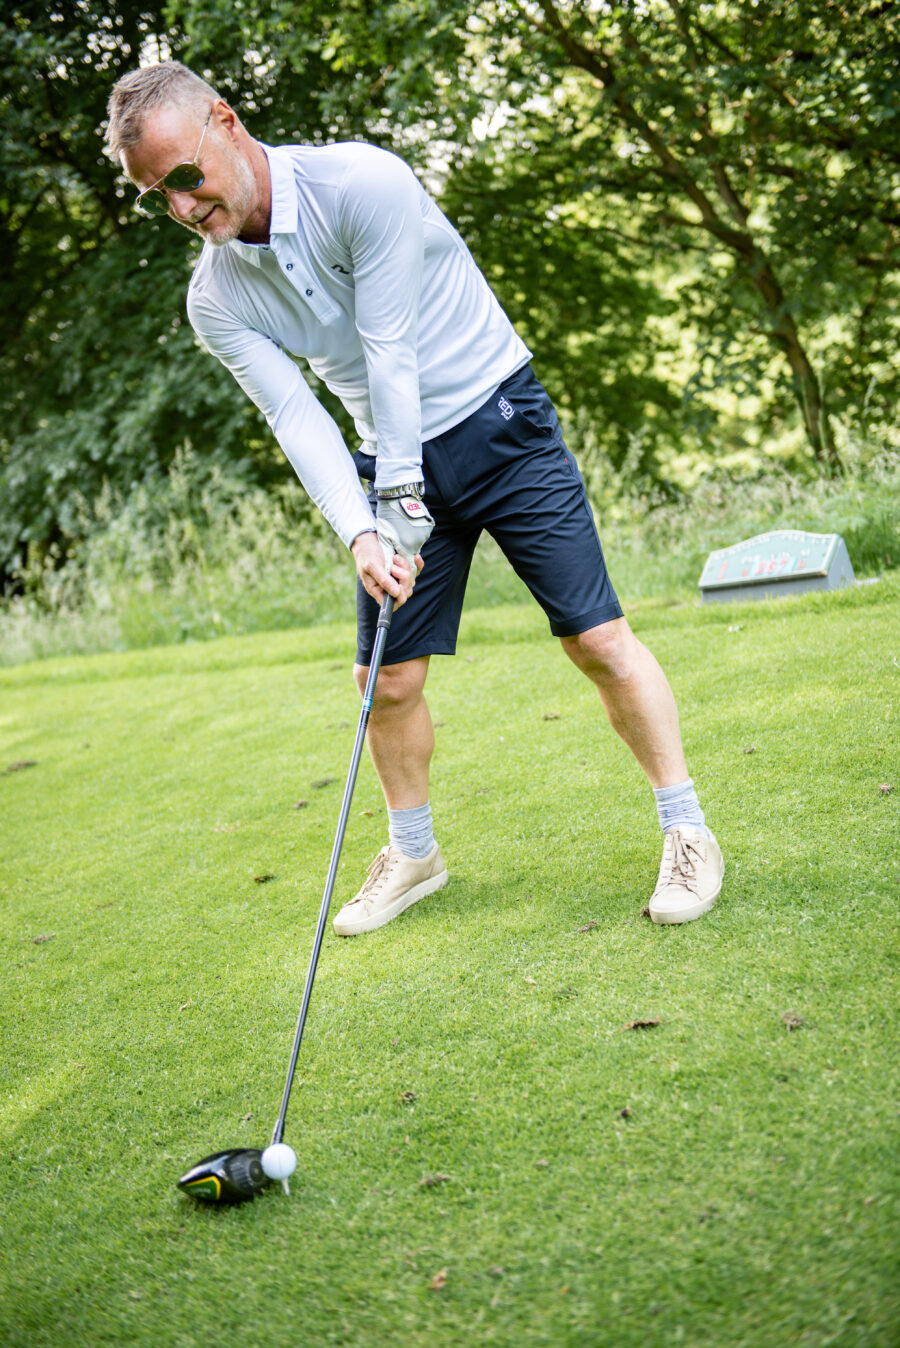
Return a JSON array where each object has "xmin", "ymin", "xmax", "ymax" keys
[{"xmin": 184, "ymin": 1174, "xmax": 221, "ymax": 1200}]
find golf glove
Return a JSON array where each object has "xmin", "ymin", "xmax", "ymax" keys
[{"xmin": 375, "ymin": 492, "xmax": 434, "ymax": 570}]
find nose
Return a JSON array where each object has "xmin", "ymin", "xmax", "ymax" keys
[{"xmin": 167, "ymin": 190, "xmax": 201, "ymax": 222}]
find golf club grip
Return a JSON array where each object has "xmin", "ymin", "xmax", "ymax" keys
[{"xmin": 272, "ymin": 593, "xmax": 395, "ymax": 1143}]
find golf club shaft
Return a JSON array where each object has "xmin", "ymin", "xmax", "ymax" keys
[{"xmin": 271, "ymin": 592, "xmax": 395, "ymax": 1145}]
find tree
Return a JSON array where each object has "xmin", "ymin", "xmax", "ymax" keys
[
  {"xmin": 509, "ymin": 0, "xmax": 900, "ymax": 465},
  {"xmin": 0, "ymin": 3, "xmax": 276, "ymax": 581},
  {"xmin": 3, "ymin": 1, "xmax": 897, "ymax": 583},
  {"xmin": 168, "ymin": 0, "xmax": 715, "ymax": 471}
]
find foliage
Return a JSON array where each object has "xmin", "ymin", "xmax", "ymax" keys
[
  {"xmin": 2, "ymin": 437, "xmax": 897, "ymax": 665},
  {"xmin": 506, "ymin": 0, "xmax": 900, "ymax": 464},
  {"xmin": 0, "ymin": 4, "xmax": 278, "ymax": 582},
  {"xmin": 1, "ymin": 2, "xmax": 898, "ymax": 584},
  {"xmin": 0, "ymin": 447, "xmax": 351, "ymax": 663}
]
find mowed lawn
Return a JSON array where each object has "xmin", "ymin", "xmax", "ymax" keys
[{"xmin": 1, "ymin": 579, "xmax": 898, "ymax": 1347}]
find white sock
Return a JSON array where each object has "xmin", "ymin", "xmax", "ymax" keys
[
  {"xmin": 653, "ymin": 779, "xmax": 711, "ymax": 838},
  {"xmin": 388, "ymin": 802, "xmax": 435, "ymax": 859}
]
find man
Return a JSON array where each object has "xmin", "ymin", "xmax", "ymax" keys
[{"xmin": 106, "ymin": 61, "xmax": 724, "ymax": 935}]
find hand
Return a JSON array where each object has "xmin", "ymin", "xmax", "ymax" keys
[
  {"xmin": 375, "ymin": 494, "xmax": 435, "ymax": 571},
  {"xmin": 351, "ymin": 529, "xmax": 423, "ymax": 608}
]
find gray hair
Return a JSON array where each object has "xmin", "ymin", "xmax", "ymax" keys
[{"xmin": 106, "ymin": 61, "xmax": 222, "ymax": 159}]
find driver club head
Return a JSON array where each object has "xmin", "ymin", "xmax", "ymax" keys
[{"xmin": 177, "ymin": 1149, "xmax": 270, "ymax": 1205}]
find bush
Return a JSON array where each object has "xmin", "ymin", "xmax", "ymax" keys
[
  {"xmin": 0, "ymin": 449, "xmax": 350, "ymax": 662},
  {"xmin": 581, "ymin": 433, "xmax": 900, "ymax": 601},
  {"xmin": 1, "ymin": 440, "xmax": 898, "ymax": 665}
]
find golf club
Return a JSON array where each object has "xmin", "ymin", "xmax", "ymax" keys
[{"xmin": 178, "ymin": 592, "xmax": 395, "ymax": 1204}]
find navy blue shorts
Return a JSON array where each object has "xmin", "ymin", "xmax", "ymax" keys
[{"xmin": 355, "ymin": 364, "xmax": 623, "ymax": 666}]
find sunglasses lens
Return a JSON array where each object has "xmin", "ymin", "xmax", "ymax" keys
[
  {"xmin": 165, "ymin": 163, "xmax": 204, "ymax": 192},
  {"xmin": 138, "ymin": 190, "xmax": 171, "ymax": 216}
]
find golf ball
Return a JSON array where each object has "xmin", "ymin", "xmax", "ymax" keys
[{"xmin": 261, "ymin": 1143, "xmax": 298, "ymax": 1181}]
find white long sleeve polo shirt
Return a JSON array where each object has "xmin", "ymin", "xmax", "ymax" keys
[{"xmin": 186, "ymin": 141, "xmax": 531, "ymax": 547}]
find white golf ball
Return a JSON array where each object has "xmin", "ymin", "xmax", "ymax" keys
[{"xmin": 261, "ymin": 1143, "xmax": 298, "ymax": 1181}]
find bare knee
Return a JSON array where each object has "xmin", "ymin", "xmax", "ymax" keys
[
  {"xmin": 561, "ymin": 618, "xmax": 638, "ymax": 684},
  {"xmin": 353, "ymin": 656, "xmax": 429, "ymax": 715}
]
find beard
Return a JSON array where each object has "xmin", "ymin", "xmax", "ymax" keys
[{"xmin": 187, "ymin": 151, "xmax": 258, "ymax": 246}]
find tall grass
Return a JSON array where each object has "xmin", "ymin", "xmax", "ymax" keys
[
  {"xmin": 0, "ymin": 451, "xmax": 350, "ymax": 664},
  {"xmin": 2, "ymin": 439, "xmax": 898, "ymax": 666},
  {"xmin": 585, "ymin": 436, "xmax": 900, "ymax": 602}
]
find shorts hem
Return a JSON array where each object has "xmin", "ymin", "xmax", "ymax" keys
[
  {"xmin": 550, "ymin": 601, "xmax": 624, "ymax": 639},
  {"xmin": 355, "ymin": 637, "xmax": 459, "ymax": 667}
]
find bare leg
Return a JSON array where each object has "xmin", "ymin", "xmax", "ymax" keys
[
  {"xmin": 353, "ymin": 656, "xmax": 432, "ymax": 809},
  {"xmin": 561, "ymin": 617, "xmax": 688, "ymax": 789}
]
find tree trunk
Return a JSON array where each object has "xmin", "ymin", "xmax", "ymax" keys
[
  {"xmin": 743, "ymin": 250, "xmax": 839, "ymax": 468},
  {"xmin": 780, "ymin": 332, "xmax": 837, "ymax": 468}
]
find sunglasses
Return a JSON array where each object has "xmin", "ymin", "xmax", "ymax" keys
[{"xmin": 135, "ymin": 110, "xmax": 212, "ymax": 217}]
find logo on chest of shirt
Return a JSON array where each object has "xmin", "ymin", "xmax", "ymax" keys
[{"xmin": 331, "ymin": 263, "xmax": 351, "ymax": 276}]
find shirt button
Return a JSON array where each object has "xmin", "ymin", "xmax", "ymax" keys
[
  {"xmin": 305, "ymin": 288, "xmax": 313, "ymax": 297},
  {"xmin": 285, "ymin": 262, "xmax": 293, "ymax": 271}
]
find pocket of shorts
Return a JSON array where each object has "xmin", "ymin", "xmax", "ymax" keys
[
  {"xmin": 514, "ymin": 387, "xmax": 565, "ymax": 442},
  {"xmin": 518, "ymin": 405, "xmax": 554, "ymax": 438}
]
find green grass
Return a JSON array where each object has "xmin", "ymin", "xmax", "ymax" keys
[
  {"xmin": 1, "ymin": 579, "xmax": 898, "ymax": 1346},
  {"xmin": 3, "ymin": 448, "xmax": 898, "ymax": 665}
]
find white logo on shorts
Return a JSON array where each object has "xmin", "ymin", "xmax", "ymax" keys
[{"xmin": 498, "ymin": 396, "xmax": 514, "ymax": 421}]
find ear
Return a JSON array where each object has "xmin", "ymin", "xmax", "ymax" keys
[{"xmin": 212, "ymin": 99, "xmax": 241, "ymax": 143}]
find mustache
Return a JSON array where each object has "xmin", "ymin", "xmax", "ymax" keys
[{"xmin": 187, "ymin": 205, "xmax": 217, "ymax": 226}]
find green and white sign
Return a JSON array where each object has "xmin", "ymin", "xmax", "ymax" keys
[{"xmin": 698, "ymin": 530, "xmax": 855, "ymax": 603}]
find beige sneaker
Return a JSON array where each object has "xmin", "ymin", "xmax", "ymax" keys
[
  {"xmin": 648, "ymin": 828, "xmax": 724, "ymax": 924},
  {"xmin": 332, "ymin": 844, "xmax": 448, "ymax": 936}
]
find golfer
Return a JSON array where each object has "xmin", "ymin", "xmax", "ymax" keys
[{"xmin": 106, "ymin": 61, "xmax": 724, "ymax": 934}]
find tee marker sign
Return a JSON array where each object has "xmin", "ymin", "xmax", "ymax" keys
[{"xmin": 698, "ymin": 530, "xmax": 855, "ymax": 603}]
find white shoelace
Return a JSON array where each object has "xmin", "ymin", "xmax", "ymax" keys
[
  {"xmin": 352, "ymin": 848, "xmax": 399, "ymax": 907},
  {"xmin": 660, "ymin": 831, "xmax": 704, "ymax": 895}
]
